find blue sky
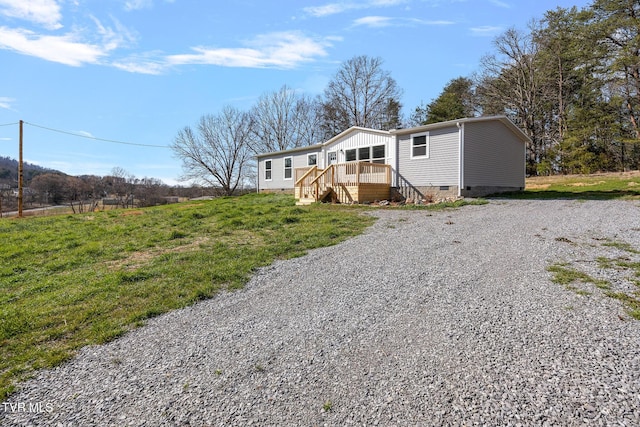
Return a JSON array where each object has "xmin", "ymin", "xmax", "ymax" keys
[{"xmin": 0, "ymin": 0, "xmax": 591, "ymax": 185}]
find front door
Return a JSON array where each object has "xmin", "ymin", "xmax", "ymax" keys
[{"xmin": 327, "ymin": 151, "xmax": 337, "ymax": 165}]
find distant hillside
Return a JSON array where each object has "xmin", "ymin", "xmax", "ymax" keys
[{"xmin": 0, "ymin": 156, "xmax": 65, "ymax": 185}]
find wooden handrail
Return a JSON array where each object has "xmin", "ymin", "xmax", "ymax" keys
[
  {"xmin": 309, "ymin": 164, "xmax": 332, "ymax": 185},
  {"xmin": 295, "ymin": 166, "xmax": 318, "ymax": 185},
  {"xmin": 329, "ymin": 162, "xmax": 391, "ymax": 185},
  {"xmin": 296, "ymin": 162, "xmax": 391, "ymax": 203}
]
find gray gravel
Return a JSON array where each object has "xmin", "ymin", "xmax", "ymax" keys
[{"xmin": 2, "ymin": 199, "xmax": 640, "ymax": 426}]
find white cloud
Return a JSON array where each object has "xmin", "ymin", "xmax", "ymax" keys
[
  {"xmin": 113, "ymin": 31, "xmax": 335, "ymax": 74},
  {"xmin": 124, "ymin": 0, "xmax": 175, "ymax": 11},
  {"xmin": 74, "ymin": 130, "xmax": 95, "ymax": 138},
  {"xmin": 304, "ymin": 3, "xmax": 352, "ymax": 17},
  {"xmin": 112, "ymin": 56, "xmax": 166, "ymax": 74},
  {"xmin": 489, "ymin": 0, "xmax": 511, "ymax": 8},
  {"xmin": 304, "ymin": 0, "xmax": 407, "ymax": 17},
  {"xmin": 0, "ymin": 17, "xmax": 136, "ymax": 67},
  {"xmin": 470, "ymin": 25, "xmax": 502, "ymax": 37},
  {"xmin": 0, "ymin": 96, "xmax": 15, "ymax": 110},
  {"xmin": 353, "ymin": 16, "xmax": 393, "ymax": 28},
  {"xmin": 90, "ymin": 16, "xmax": 137, "ymax": 51},
  {"xmin": 166, "ymin": 31, "xmax": 333, "ymax": 69},
  {"xmin": 0, "ymin": 0, "xmax": 63, "ymax": 29},
  {"xmin": 353, "ymin": 16, "xmax": 454, "ymax": 28},
  {"xmin": 0, "ymin": 27, "xmax": 106, "ymax": 66},
  {"xmin": 124, "ymin": 0, "xmax": 153, "ymax": 11}
]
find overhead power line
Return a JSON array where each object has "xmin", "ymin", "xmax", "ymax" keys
[
  {"xmin": 23, "ymin": 121, "xmax": 170, "ymax": 148},
  {"xmin": 0, "ymin": 122, "xmax": 19, "ymax": 127}
]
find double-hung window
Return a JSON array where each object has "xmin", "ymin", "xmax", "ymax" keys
[
  {"xmin": 284, "ymin": 157, "xmax": 293, "ymax": 180},
  {"xmin": 411, "ymin": 132, "xmax": 429, "ymax": 158},
  {"xmin": 265, "ymin": 160, "xmax": 272, "ymax": 180}
]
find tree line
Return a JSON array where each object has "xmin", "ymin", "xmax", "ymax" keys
[
  {"xmin": 414, "ymin": 0, "xmax": 640, "ymax": 175},
  {"xmin": 174, "ymin": 0, "xmax": 640, "ymax": 193},
  {"xmin": 0, "ymin": 166, "xmax": 227, "ymax": 215}
]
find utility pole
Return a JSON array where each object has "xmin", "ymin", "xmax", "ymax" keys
[{"xmin": 18, "ymin": 120, "xmax": 23, "ymax": 218}]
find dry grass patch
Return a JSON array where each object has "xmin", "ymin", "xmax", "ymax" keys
[
  {"xmin": 104, "ymin": 236, "xmax": 213, "ymax": 271},
  {"xmin": 513, "ymin": 171, "xmax": 640, "ymax": 200}
]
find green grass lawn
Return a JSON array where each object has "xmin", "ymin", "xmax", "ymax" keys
[
  {"xmin": 507, "ymin": 171, "xmax": 640, "ymax": 200},
  {"xmin": 0, "ymin": 193, "xmax": 377, "ymax": 400}
]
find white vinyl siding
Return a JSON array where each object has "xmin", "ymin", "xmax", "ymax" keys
[{"xmin": 324, "ymin": 129, "xmax": 393, "ymax": 166}]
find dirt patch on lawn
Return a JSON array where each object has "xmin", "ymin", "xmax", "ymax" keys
[
  {"xmin": 526, "ymin": 183, "xmax": 551, "ymax": 190},
  {"xmin": 104, "ymin": 237, "xmax": 211, "ymax": 271},
  {"xmin": 568, "ymin": 181, "xmax": 606, "ymax": 187}
]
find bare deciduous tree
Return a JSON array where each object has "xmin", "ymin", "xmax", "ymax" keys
[
  {"xmin": 171, "ymin": 106, "xmax": 253, "ymax": 196},
  {"xmin": 30, "ymin": 173, "xmax": 68, "ymax": 205},
  {"xmin": 109, "ymin": 167, "xmax": 136, "ymax": 208},
  {"xmin": 321, "ymin": 55, "xmax": 402, "ymax": 138},
  {"xmin": 134, "ymin": 177, "xmax": 167, "ymax": 207},
  {"xmin": 477, "ymin": 27, "xmax": 545, "ymax": 174},
  {"xmin": 66, "ymin": 176, "xmax": 94, "ymax": 213},
  {"xmin": 250, "ymin": 85, "xmax": 323, "ymax": 154}
]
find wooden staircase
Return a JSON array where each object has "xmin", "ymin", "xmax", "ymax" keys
[
  {"xmin": 294, "ymin": 162, "xmax": 391, "ymax": 205},
  {"xmin": 294, "ymin": 165, "xmax": 333, "ymax": 205}
]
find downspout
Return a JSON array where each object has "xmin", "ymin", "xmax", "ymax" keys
[
  {"xmin": 256, "ymin": 158, "xmax": 260, "ymax": 193},
  {"xmin": 394, "ymin": 133, "xmax": 399, "ymax": 187},
  {"xmin": 456, "ymin": 122, "xmax": 464, "ymax": 197}
]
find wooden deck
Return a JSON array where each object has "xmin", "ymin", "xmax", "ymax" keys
[{"xmin": 294, "ymin": 162, "xmax": 391, "ymax": 205}]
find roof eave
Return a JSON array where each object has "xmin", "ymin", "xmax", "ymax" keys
[
  {"xmin": 255, "ymin": 143, "xmax": 324, "ymax": 158},
  {"xmin": 390, "ymin": 115, "xmax": 531, "ymax": 144}
]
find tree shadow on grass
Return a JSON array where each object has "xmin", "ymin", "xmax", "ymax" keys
[{"xmin": 490, "ymin": 189, "xmax": 640, "ymax": 201}]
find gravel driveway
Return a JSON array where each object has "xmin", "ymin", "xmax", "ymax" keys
[{"xmin": 2, "ymin": 199, "xmax": 640, "ymax": 426}]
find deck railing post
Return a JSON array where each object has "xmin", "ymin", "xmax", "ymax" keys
[{"xmin": 331, "ymin": 164, "xmax": 335, "ymax": 187}]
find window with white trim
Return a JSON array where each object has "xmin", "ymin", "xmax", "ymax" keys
[
  {"xmin": 371, "ymin": 145, "xmax": 385, "ymax": 164},
  {"xmin": 345, "ymin": 149, "xmax": 357, "ymax": 162},
  {"xmin": 307, "ymin": 153, "xmax": 317, "ymax": 166},
  {"xmin": 264, "ymin": 160, "xmax": 272, "ymax": 181},
  {"xmin": 358, "ymin": 147, "xmax": 370, "ymax": 161},
  {"xmin": 284, "ymin": 156, "xmax": 293, "ymax": 180},
  {"xmin": 344, "ymin": 145, "xmax": 386, "ymax": 163},
  {"xmin": 411, "ymin": 132, "xmax": 429, "ymax": 158}
]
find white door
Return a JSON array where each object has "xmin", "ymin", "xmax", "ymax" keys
[{"xmin": 328, "ymin": 151, "xmax": 337, "ymax": 165}]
